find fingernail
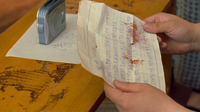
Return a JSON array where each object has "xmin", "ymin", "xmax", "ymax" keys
[
  {"xmin": 161, "ymin": 44, "xmax": 166, "ymax": 48},
  {"xmin": 114, "ymin": 80, "xmax": 122, "ymax": 85},
  {"xmin": 144, "ymin": 23, "xmax": 152, "ymax": 29}
]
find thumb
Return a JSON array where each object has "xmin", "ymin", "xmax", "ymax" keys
[
  {"xmin": 143, "ymin": 21, "xmax": 173, "ymax": 34},
  {"xmin": 113, "ymin": 80, "xmax": 141, "ymax": 92}
]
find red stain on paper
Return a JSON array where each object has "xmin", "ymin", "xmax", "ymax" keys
[
  {"xmin": 124, "ymin": 22, "xmax": 139, "ymax": 45},
  {"xmin": 141, "ymin": 38, "xmax": 148, "ymax": 45},
  {"xmin": 131, "ymin": 23, "xmax": 138, "ymax": 30},
  {"xmin": 123, "ymin": 55, "xmax": 129, "ymax": 59},
  {"xmin": 130, "ymin": 59, "xmax": 144, "ymax": 66},
  {"xmin": 123, "ymin": 55, "xmax": 144, "ymax": 66}
]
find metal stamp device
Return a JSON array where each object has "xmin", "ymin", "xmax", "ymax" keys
[{"xmin": 37, "ymin": 0, "xmax": 66, "ymax": 45}]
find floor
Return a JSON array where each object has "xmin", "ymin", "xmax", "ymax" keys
[
  {"xmin": 95, "ymin": 81, "xmax": 200, "ymax": 112},
  {"xmin": 169, "ymin": 81, "xmax": 200, "ymax": 112},
  {"xmin": 96, "ymin": 98, "xmax": 118, "ymax": 112}
]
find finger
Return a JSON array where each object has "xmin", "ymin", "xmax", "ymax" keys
[
  {"xmin": 143, "ymin": 13, "xmax": 171, "ymax": 23},
  {"xmin": 160, "ymin": 42, "xmax": 168, "ymax": 49},
  {"xmin": 113, "ymin": 80, "xmax": 141, "ymax": 92},
  {"xmin": 159, "ymin": 42, "xmax": 168, "ymax": 53},
  {"xmin": 157, "ymin": 36, "xmax": 162, "ymax": 44},
  {"xmin": 161, "ymin": 47, "xmax": 169, "ymax": 54},
  {"xmin": 143, "ymin": 14, "xmax": 158, "ymax": 23},
  {"xmin": 143, "ymin": 21, "xmax": 174, "ymax": 34},
  {"xmin": 104, "ymin": 81, "xmax": 123, "ymax": 103}
]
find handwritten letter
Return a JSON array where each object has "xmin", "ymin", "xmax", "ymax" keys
[{"xmin": 77, "ymin": 0, "xmax": 165, "ymax": 92}]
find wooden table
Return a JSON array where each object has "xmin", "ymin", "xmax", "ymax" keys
[{"xmin": 0, "ymin": 0, "xmax": 171, "ymax": 111}]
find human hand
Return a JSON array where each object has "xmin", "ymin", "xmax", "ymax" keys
[
  {"xmin": 143, "ymin": 13, "xmax": 200, "ymax": 54},
  {"xmin": 104, "ymin": 80, "xmax": 193, "ymax": 112}
]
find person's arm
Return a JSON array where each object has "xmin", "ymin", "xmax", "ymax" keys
[
  {"xmin": 143, "ymin": 13, "xmax": 200, "ymax": 54},
  {"xmin": 193, "ymin": 23, "xmax": 200, "ymax": 52},
  {"xmin": 104, "ymin": 80, "xmax": 194, "ymax": 112},
  {"xmin": 0, "ymin": 0, "xmax": 41, "ymax": 33}
]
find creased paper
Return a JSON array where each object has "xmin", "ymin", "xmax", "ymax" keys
[{"xmin": 77, "ymin": 0, "xmax": 165, "ymax": 92}]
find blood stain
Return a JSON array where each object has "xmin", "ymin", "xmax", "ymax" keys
[
  {"xmin": 130, "ymin": 59, "xmax": 144, "ymax": 66},
  {"xmin": 123, "ymin": 55, "xmax": 129, "ymax": 59},
  {"xmin": 124, "ymin": 22, "xmax": 139, "ymax": 44}
]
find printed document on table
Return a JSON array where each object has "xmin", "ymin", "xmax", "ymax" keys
[
  {"xmin": 6, "ymin": 14, "xmax": 80, "ymax": 64},
  {"xmin": 77, "ymin": 0, "xmax": 166, "ymax": 92}
]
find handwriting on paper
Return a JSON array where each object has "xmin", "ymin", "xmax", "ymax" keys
[
  {"xmin": 6, "ymin": 14, "xmax": 80, "ymax": 64},
  {"xmin": 77, "ymin": 0, "xmax": 166, "ymax": 92}
]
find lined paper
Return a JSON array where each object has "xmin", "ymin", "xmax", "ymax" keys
[{"xmin": 77, "ymin": 0, "xmax": 165, "ymax": 92}]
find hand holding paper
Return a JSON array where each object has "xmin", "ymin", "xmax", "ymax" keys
[{"xmin": 77, "ymin": 0, "xmax": 165, "ymax": 92}]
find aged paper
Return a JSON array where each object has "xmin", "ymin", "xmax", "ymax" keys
[
  {"xmin": 77, "ymin": 0, "xmax": 165, "ymax": 92},
  {"xmin": 6, "ymin": 14, "xmax": 80, "ymax": 64}
]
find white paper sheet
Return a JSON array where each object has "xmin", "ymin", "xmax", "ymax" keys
[
  {"xmin": 77, "ymin": 0, "xmax": 166, "ymax": 92},
  {"xmin": 6, "ymin": 14, "xmax": 81, "ymax": 64}
]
